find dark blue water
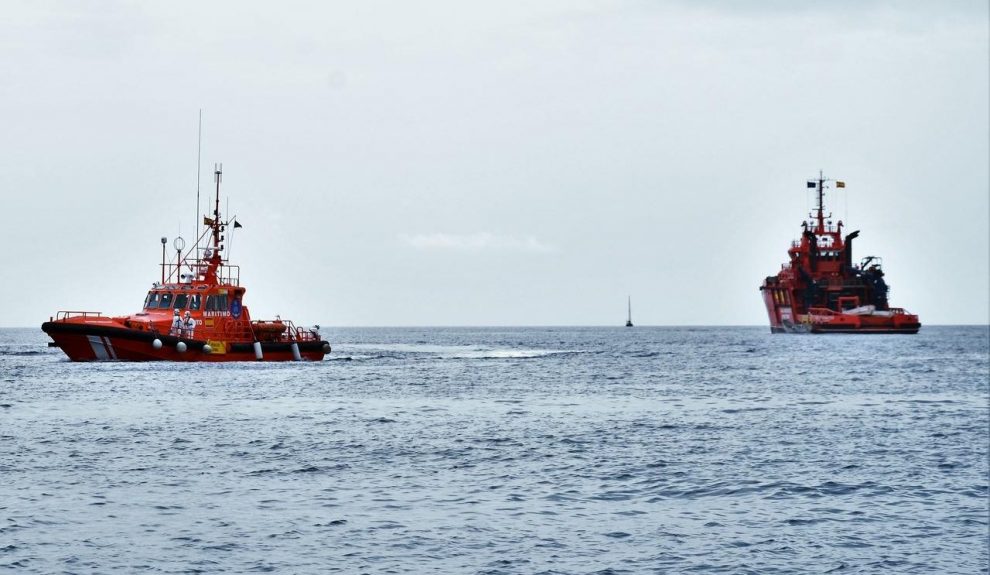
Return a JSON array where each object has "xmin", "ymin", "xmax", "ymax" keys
[{"xmin": 2, "ymin": 326, "xmax": 988, "ymax": 574}]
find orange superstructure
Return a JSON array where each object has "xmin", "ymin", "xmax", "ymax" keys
[
  {"xmin": 759, "ymin": 173, "xmax": 921, "ymax": 334},
  {"xmin": 42, "ymin": 165, "xmax": 331, "ymax": 361}
]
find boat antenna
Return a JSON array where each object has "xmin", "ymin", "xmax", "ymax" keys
[
  {"xmin": 195, "ymin": 109, "xmax": 202, "ymax": 253},
  {"xmin": 213, "ymin": 163, "xmax": 223, "ymax": 252},
  {"xmin": 160, "ymin": 237, "xmax": 167, "ymax": 284},
  {"xmin": 816, "ymin": 169, "xmax": 826, "ymax": 233},
  {"xmin": 226, "ymin": 197, "xmax": 232, "ymax": 260}
]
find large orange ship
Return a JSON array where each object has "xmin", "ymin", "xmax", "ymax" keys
[
  {"xmin": 760, "ymin": 174, "xmax": 921, "ymax": 334},
  {"xmin": 42, "ymin": 165, "xmax": 331, "ymax": 361}
]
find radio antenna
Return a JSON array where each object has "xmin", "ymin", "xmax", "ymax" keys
[{"xmin": 195, "ymin": 109, "xmax": 202, "ymax": 252}]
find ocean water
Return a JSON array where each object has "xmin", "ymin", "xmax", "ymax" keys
[{"xmin": 1, "ymin": 326, "xmax": 987, "ymax": 574}]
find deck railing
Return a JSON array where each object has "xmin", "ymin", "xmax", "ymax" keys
[
  {"xmin": 196, "ymin": 318, "xmax": 322, "ymax": 342},
  {"xmin": 163, "ymin": 260, "xmax": 241, "ymax": 286},
  {"xmin": 55, "ymin": 311, "xmax": 103, "ymax": 321}
]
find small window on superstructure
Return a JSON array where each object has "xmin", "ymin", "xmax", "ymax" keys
[
  {"xmin": 145, "ymin": 292, "xmax": 159, "ymax": 309},
  {"xmin": 158, "ymin": 293, "xmax": 174, "ymax": 309},
  {"xmin": 189, "ymin": 294, "xmax": 201, "ymax": 311},
  {"xmin": 174, "ymin": 294, "xmax": 189, "ymax": 310}
]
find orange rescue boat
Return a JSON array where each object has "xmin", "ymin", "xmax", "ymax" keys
[
  {"xmin": 42, "ymin": 165, "xmax": 331, "ymax": 361},
  {"xmin": 759, "ymin": 173, "xmax": 920, "ymax": 334}
]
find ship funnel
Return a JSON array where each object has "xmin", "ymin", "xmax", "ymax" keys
[{"xmin": 844, "ymin": 230, "xmax": 860, "ymax": 270}]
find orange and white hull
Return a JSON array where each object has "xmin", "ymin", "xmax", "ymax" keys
[{"xmin": 42, "ymin": 320, "xmax": 329, "ymax": 362}]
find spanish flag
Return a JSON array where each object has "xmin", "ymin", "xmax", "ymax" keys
[
  {"xmin": 203, "ymin": 216, "xmax": 215, "ymax": 226},
  {"xmin": 835, "ymin": 181, "xmax": 846, "ymax": 188}
]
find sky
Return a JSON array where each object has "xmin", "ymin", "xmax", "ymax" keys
[{"xmin": 1, "ymin": 0, "xmax": 987, "ymax": 327}]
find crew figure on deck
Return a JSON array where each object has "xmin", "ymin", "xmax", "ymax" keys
[
  {"xmin": 182, "ymin": 311, "xmax": 196, "ymax": 339},
  {"xmin": 169, "ymin": 309, "xmax": 183, "ymax": 336}
]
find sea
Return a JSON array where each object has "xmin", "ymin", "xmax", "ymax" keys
[{"xmin": 1, "ymin": 326, "xmax": 988, "ymax": 574}]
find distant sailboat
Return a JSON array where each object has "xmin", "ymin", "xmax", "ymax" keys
[{"xmin": 625, "ymin": 296, "xmax": 634, "ymax": 327}]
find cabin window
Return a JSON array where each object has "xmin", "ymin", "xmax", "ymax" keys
[
  {"xmin": 189, "ymin": 294, "xmax": 201, "ymax": 311},
  {"xmin": 144, "ymin": 292, "xmax": 159, "ymax": 309},
  {"xmin": 174, "ymin": 294, "xmax": 189, "ymax": 310},
  {"xmin": 157, "ymin": 293, "xmax": 174, "ymax": 309},
  {"xmin": 205, "ymin": 294, "xmax": 228, "ymax": 312}
]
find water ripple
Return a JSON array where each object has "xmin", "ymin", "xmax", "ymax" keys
[{"xmin": 0, "ymin": 326, "xmax": 987, "ymax": 574}]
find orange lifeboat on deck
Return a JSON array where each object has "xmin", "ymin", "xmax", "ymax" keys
[
  {"xmin": 252, "ymin": 320, "xmax": 287, "ymax": 342},
  {"xmin": 42, "ymin": 165, "xmax": 331, "ymax": 361}
]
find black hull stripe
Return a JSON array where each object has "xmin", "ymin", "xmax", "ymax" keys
[
  {"xmin": 810, "ymin": 329, "xmax": 920, "ymax": 334},
  {"xmin": 228, "ymin": 342, "xmax": 328, "ymax": 353}
]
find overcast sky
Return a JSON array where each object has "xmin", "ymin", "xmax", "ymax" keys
[{"xmin": 1, "ymin": 1, "xmax": 987, "ymax": 327}]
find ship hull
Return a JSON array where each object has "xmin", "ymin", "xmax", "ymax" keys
[
  {"xmin": 42, "ymin": 321, "xmax": 329, "ymax": 362},
  {"xmin": 760, "ymin": 286, "xmax": 920, "ymax": 334}
]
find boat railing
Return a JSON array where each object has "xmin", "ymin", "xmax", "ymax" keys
[
  {"xmin": 254, "ymin": 319, "xmax": 321, "ymax": 342},
  {"xmin": 287, "ymin": 321, "xmax": 322, "ymax": 342},
  {"xmin": 217, "ymin": 264, "xmax": 240, "ymax": 287},
  {"xmin": 265, "ymin": 320, "xmax": 321, "ymax": 342},
  {"xmin": 54, "ymin": 311, "xmax": 103, "ymax": 321},
  {"xmin": 200, "ymin": 318, "xmax": 322, "ymax": 343},
  {"xmin": 162, "ymin": 260, "xmax": 241, "ymax": 286}
]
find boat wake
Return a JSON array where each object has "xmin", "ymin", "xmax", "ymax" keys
[{"xmin": 333, "ymin": 343, "xmax": 577, "ymax": 361}]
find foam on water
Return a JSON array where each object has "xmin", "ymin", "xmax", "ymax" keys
[
  {"xmin": 339, "ymin": 342, "xmax": 575, "ymax": 360},
  {"xmin": 1, "ymin": 326, "xmax": 987, "ymax": 574}
]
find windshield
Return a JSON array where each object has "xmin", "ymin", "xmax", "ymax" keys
[{"xmin": 144, "ymin": 292, "xmax": 159, "ymax": 309}]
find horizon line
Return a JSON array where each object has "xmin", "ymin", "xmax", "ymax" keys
[{"xmin": 5, "ymin": 323, "xmax": 988, "ymax": 329}]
